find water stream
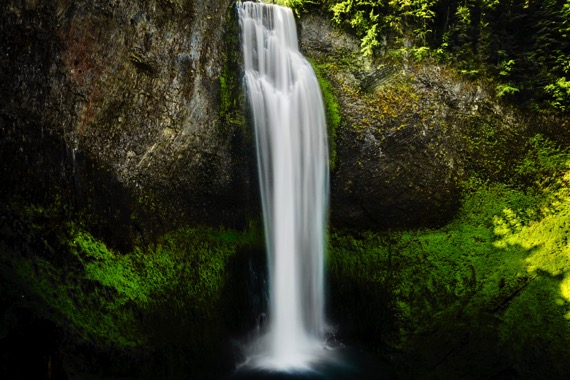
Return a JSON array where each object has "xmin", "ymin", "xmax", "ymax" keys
[{"xmin": 238, "ymin": 1, "xmax": 330, "ymax": 370}]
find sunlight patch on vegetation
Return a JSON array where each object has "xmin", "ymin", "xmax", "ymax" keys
[{"xmin": 561, "ymin": 276, "xmax": 570, "ymax": 302}]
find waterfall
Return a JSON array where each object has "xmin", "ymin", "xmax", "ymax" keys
[{"xmin": 238, "ymin": 1, "xmax": 330, "ymax": 369}]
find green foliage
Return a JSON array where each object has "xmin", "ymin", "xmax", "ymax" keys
[
  {"xmin": 494, "ymin": 57, "xmax": 519, "ymax": 97},
  {"xmin": 271, "ymin": 0, "xmax": 316, "ymax": 16},
  {"xmin": 329, "ymin": 0, "xmax": 436, "ymax": 57},
  {"xmin": 220, "ymin": 5, "xmax": 246, "ymax": 128},
  {"xmin": 545, "ymin": 77, "xmax": 570, "ymax": 111},
  {"xmin": 6, "ymin": 224, "xmax": 258, "ymax": 348},
  {"xmin": 498, "ymin": 58, "xmax": 516, "ymax": 77},
  {"xmin": 514, "ymin": 134, "xmax": 569, "ymax": 189},
  {"xmin": 495, "ymin": 83, "xmax": 519, "ymax": 98},
  {"xmin": 71, "ymin": 230, "xmax": 152, "ymax": 305},
  {"xmin": 360, "ymin": 23, "xmax": 380, "ymax": 57},
  {"xmin": 219, "ymin": 75, "xmax": 231, "ymax": 116},
  {"xmin": 499, "ymin": 276, "xmax": 570, "ymax": 375},
  {"xmin": 317, "ymin": 0, "xmax": 570, "ymax": 111},
  {"xmin": 268, "ymin": 0, "xmax": 570, "ymax": 109},
  {"xmin": 329, "ymin": 134, "xmax": 570, "ymax": 375}
]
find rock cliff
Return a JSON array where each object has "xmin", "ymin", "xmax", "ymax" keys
[
  {"xmin": 300, "ymin": 13, "xmax": 534, "ymax": 230},
  {"xmin": 1, "ymin": 0, "xmax": 253, "ymax": 249}
]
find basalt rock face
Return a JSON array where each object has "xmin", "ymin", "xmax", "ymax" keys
[
  {"xmin": 1, "ymin": 1, "xmax": 253, "ymax": 378},
  {"xmin": 0, "ymin": 0, "xmax": 253, "ymax": 248},
  {"xmin": 300, "ymin": 14, "xmax": 530, "ymax": 230}
]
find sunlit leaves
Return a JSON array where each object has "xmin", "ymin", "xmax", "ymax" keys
[
  {"xmin": 545, "ymin": 77, "xmax": 570, "ymax": 111},
  {"xmin": 361, "ymin": 23, "xmax": 380, "ymax": 56},
  {"xmin": 329, "ymin": 0, "xmax": 436, "ymax": 57},
  {"xmin": 324, "ymin": 0, "xmax": 569, "ymax": 110}
]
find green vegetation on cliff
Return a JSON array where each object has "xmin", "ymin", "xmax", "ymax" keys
[
  {"xmin": 284, "ymin": 0, "xmax": 570, "ymax": 111},
  {"xmin": 309, "ymin": 58, "xmax": 341, "ymax": 170},
  {"xmin": 329, "ymin": 134, "xmax": 570, "ymax": 377},
  {"xmin": 220, "ymin": 3, "xmax": 247, "ymax": 130},
  {"xmin": 0, "ymin": 217, "xmax": 260, "ymax": 349}
]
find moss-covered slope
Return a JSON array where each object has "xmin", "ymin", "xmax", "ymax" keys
[
  {"xmin": 0, "ymin": 202, "xmax": 264, "ymax": 378},
  {"xmin": 329, "ymin": 134, "xmax": 570, "ymax": 379}
]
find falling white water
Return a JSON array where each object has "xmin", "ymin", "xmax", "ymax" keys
[{"xmin": 238, "ymin": 1, "xmax": 330, "ymax": 370}]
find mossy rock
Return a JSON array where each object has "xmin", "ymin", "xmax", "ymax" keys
[
  {"xmin": 328, "ymin": 134, "xmax": 570, "ymax": 378},
  {"xmin": 299, "ymin": 14, "xmax": 534, "ymax": 230}
]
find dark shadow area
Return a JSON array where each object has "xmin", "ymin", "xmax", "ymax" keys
[{"xmin": 0, "ymin": 308, "xmax": 68, "ymax": 380}]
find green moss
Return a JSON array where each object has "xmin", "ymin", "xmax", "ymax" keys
[
  {"xmin": 9, "ymin": 254, "xmax": 144, "ymax": 347},
  {"xmin": 219, "ymin": 6, "xmax": 246, "ymax": 129},
  {"xmin": 219, "ymin": 71, "xmax": 241, "ymax": 126},
  {"xmin": 329, "ymin": 133, "xmax": 570, "ymax": 376},
  {"xmin": 308, "ymin": 58, "xmax": 341, "ymax": 170},
  {"xmin": 499, "ymin": 276, "xmax": 570, "ymax": 376},
  {"xmin": 514, "ymin": 134, "xmax": 570, "ymax": 189},
  {"xmin": 6, "ymin": 223, "xmax": 260, "ymax": 349}
]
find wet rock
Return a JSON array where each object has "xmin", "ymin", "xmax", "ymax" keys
[
  {"xmin": 0, "ymin": 0, "xmax": 255, "ymax": 245},
  {"xmin": 300, "ymin": 14, "xmax": 529, "ymax": 229}
]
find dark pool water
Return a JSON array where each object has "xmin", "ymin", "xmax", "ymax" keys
[{"xmin": 228, "ymin": 346, "xmax": 394, "ymax": 380}]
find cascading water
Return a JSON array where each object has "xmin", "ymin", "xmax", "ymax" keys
[{"xmin": 238, "ymin": 1, "xmax": 329, "ymax": 370}]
